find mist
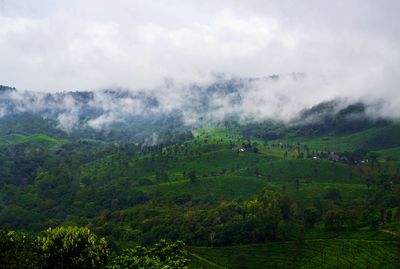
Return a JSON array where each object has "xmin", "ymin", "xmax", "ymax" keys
[
  {"xmin": 0, "ymin": 1, "xmax": 399, "ymax": 128},
  {"xmin": 0, "ymin": 73, "xmax": 396, "ymax": 132}
]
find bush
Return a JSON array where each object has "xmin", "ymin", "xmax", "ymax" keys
[
  {"xmin": 108, "ymin": 239, "xmax": 189, "ymax": 269},
  {"xmin": 303, "ymin": 207, "xmax": 319, "ymax": 228},
  {"xmin": 0, "ymin": 227, "xmax": 190, "ymax": 269},
  {"xmin": 0, "ymin": 230, "xmax": 42, "ymax": 269},
  {"xmin": 324, "ymin": 210, "xmax": 344, "ymax": 231},
  {"xmin": 39, "ymin": 226, "xmax": 109, "ymax": 269}
]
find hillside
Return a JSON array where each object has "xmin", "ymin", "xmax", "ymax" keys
[
  {"xmin": 190, "ymin": 234, "xmax": 399, "ymax": 268},
  {"xmin": 0, "ymin": 115, "xmax": 400, "ymax": 267}
]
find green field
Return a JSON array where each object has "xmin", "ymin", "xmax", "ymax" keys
[
  {"xmin": 236, "ymin": 159, "xmax": 363, "ymax": 182},
  {"xmin": 375, "ymin": 147, "xmax": 400, "ymax": 160},
  {"xmin": 273, "ymin": 125, "xmax": 400, "ymax": 152},
  {"xmin": 189, "ymin": 236, "xmax": 400, "ymax": 268},
  {"xmin": 1, "ymin": 125, "xmax": 400, "ymax": 268},
  {"xmin": 140, "ymin": 176, "xmax": 271, "ymax": 201},
  {"xmin": 0, "ymin": 133, "xmax": 67, "ymax": 147},
  {"xmin": 139, "ymin": 176, "xmax": 367, "ymax": 206}
]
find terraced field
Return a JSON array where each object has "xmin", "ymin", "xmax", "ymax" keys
[
  {"xmin": 0, "ymin": 133, "xmax": 67, "ymax": 147},
  {"xmin": 189, "ymin": 237, "xmax": 400, "ymax": 269},
  {"xmin": 138, "ymin": 176, "xmax": 368, "ymax": 206},
  {"xmin": 236, "ymin": 159, "xmax": 364, "ymax": 183},
  {"xmin": 276, "ymin": 125, "xmax": 400, "ymax": 153},
  {"xmin": 375, "ymin": 147, "xmax": 400, "ymax": 160},
  {"xmin": 140, "ymin": 176, "xmax": 271, "ymax": 201}
]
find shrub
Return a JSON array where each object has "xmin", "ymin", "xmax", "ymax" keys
[
  {"xmin": 108, "ymin": 239, "xmax": 189, "ymax": 269},
  {"xmin": 39, "ymin": 226, "xmax": 109, "ymax": 269},
  {"xmin": 0, "ymin": 230, "xmax": 42, "ymax": 269}
]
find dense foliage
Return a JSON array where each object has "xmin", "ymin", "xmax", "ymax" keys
[
  {"xmin": 0, "ymin": 230, "xmax": 41, "ymax": 269},
  {"xmin": 40, "ymin": 226, "xmax": 109, "ymax": 269},
  {"xmin": 108, "ymin": 240, "xmax": 189, "ymax": 269},
  {"xmin": 0, "ymin": 227, "xmax": 188, "ymax": 269},
  {"xmin": 241, "ymin": 101, "xmax": 390, "ymax": 140},
  {"xmin": 1, "ymin": 111, "xmax": 400, "ymax": 267},
  {"xmin": 1, "ymin": 125, "xmax": 400, "ymax": 247}
]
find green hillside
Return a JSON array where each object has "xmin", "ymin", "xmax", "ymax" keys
[
  {"xmin": 0, "ymin": 134, "xmax": 27, "ymax": 144},
  {"xmin": 276, "ymin": 124, "xmax": 400, "ymax": 152},
  {"xmin": 375, "ymin": 147, "xmax": 400, "ymax": 160},
  {"xmin": 20, "ymin": 134, "xmax": 68, "ymax": 147},
  {"xmin": 1, "ymin": 124, "xmax": 400, "ymax": 268},
  {"xmin": 141, "ymin": 176, "xmax": 271, "ymax": 201},
  {"xmin": 0, "ymin": 133, "xmax": 67, "ymax": 147},
  {"xmin": 236, "ymin": 159, "xmax": 363, "ymax": 182},
  {"xmin": 140, "ymin": 175, "xmax": 367, "ymax": 206},
  {"xmin": 190, "ymin": 235, "xmax": 399, "ymax": 268}
]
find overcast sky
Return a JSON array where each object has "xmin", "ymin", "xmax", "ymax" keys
[{"xmin": 0, "ymin": 0, "xmax": 399, "ymax": 111}]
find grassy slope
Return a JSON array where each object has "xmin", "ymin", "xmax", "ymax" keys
[
  {"xmin": 20, "ymin": 134, "xmax": 68, "ymax": 147},
  {"xmin": 140, "ymin": 176, "xmax": 271, "ymax": 201},
  {"xmin": 1, "ymin": 126, "xmax": 397, "ymax": 267},
  {"xmin": 141, "ymin": 147, "xmax": 366, "ymax": 204},
  {"xmin": 375, "ymin": 147, "xmax": 400, "ymax": 160},
  {"xmin": 82, "ymin": 126, "xmax": 369, "ymax": 204},
  {"xmin": 184, "ymin": 127, "xmax": 398, "ymax": 268},
  {"xmin": 140, "ymin": 177, "xmax": 367, "ymax": 206},
  {"xmin": 70, "ymin": 126, "xmax": 398, "ymax": 267},
  {"xmin": 189, "ymin": 232, "xmax": 399, "ymax": 269},
  {"xmin": 84, "ymin": 127, "xmax": 364, "ymax": 182},
  {"xmin": 0, "ymin": 133, "xmax": 68, "ymax": 147},
  {"xmin": 236, "ymin": 159, "xmax": 364, "ymax": 182},
  {"xmin": 276, "ymin": 124, "xmax": 400, "ymax": 152},
  {"xmin": 0, "ymin": 134, "xmax": 27, "ymax": 144},
  {"xmin": 288, "ymin": 128, "xmax": 383, "ymax": 152}
]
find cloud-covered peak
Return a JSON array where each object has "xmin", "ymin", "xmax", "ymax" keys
[
  {"xmin": 0, "ymin": 1, "xmax": 399, "ymax": 126},
  {"xmin": 0, "ymin": 74, "xmax": 398, "ymax": 134},
  {"xmin": 0, "ymin": 1, "xmax": 399, "ymax": 95}
]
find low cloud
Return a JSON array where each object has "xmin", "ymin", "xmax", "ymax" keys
[
  {"xmin": 0, "ymin": 1, "xmax": 399, "ymax": 127},
  {"xmin": 0, "ymin": 74, "xmax": 398, "ymax": 132}
]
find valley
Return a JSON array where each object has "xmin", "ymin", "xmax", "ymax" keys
[{"xmin": 1, "ymin": 116, "xmax": 400, "ymax": 268}]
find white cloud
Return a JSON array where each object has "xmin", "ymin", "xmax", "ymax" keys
[{"xmin": 0, "ymin": 0, "xmax": 399, "ymax": 121}]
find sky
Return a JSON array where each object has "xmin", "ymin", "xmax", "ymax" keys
[{"xmin": 0, "ymin": 0, "xmax": 399, "ymax": 120}]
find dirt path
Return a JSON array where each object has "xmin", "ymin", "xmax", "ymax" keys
[
  {"xmin": 381, "ymin": 229, "xmax": 399, "ymax": 236},
  {"xmin": 188, "ymin": 252, "xmax": 227, "ymax": 269}
]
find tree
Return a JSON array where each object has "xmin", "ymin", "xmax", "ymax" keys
[
  {"xmin": 0, "ymin": 230, "xmax": 42, "ymax": 269},
  {"xmin": 362, "ymin": 208, "xmax": 380, "ymax": 230},
  {"xmin": 188, "ymin": 171, "xmax": 197, "ymax": 183},
  {"xmin": 249, "ymin": 189, "xmax": 284, "ymax": 240},
  {"xmin": 303, "ymin": 207, "xmax": 318, "ymax": 228},
  {"xmin": 276, "ymin": 220, "xmax": 294, "ymax": 240},
  {"xmin": 324, "ymin": 210, "xmax": 344, "ymax": 231},
  {"xmin": 39, "ymin": 226, "xmax": 109, "ymax": 269},
  {"xmin": 324, "ymin": 188, "xmax": 341, "ymax": 202},
  {"xmin": 108, "ymin": 239, "xmax": 189, "ymax": 269},
  {"xmin": 155, "ymin": 171, "xmax": 169, "ymax": 182}
]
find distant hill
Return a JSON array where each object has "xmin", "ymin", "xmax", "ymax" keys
[
  {"xmin": 240, "ymin": 101, "xmax": 393, "ymax": 143},
  {"xmin": 0, "ymin": 85, "xmax": 16, "ymax": 92},
  {"xmin": 0, "ymin": 79, "xmax": 396, "ymax": 147}
]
